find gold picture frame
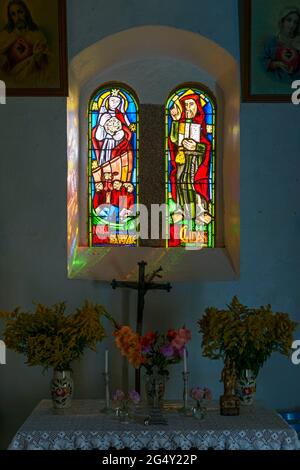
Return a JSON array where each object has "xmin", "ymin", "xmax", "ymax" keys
[
  {"xmin": 241, "ymin": 0, "xmax": 300, "ymax": 102},
  {"xmin": 0, "ymin": 0, "xmax": 68, "ymax": 96}
]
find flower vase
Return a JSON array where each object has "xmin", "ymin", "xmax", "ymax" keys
[
  {"xmin": 118, "ymin": 403, "xmax": 131, "ymax": 423},
  {"xmin": 235, "ymin": 370, "xmax": 257, "ymax": 405},
  {"xmin": 192, "ymin": 400, "xmax": 207, "ymax": 420},
  {"xmin": 51, "ymin": 370, "xmax": 73, "ymax": 409},
  {"xmin": 145, "ymin": 374, "xmax": 167, "ymax": 408}
]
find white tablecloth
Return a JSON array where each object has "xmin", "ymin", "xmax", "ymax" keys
[{"xmin": 8, "ymin": 399, "xmax": 300, "ymax": 450}]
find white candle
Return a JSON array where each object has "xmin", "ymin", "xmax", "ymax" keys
[
  {"xmin": 105, "ymin": 349, "xmax": 109, "ymax": 374},
  {"xmin": 183, "ymin": 347, "xmax": 187, "ymax": 373}
]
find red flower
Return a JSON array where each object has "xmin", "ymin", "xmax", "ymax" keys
[
  {"xmin": 167, "ymin": 329, "xmax": 177, "ymax": 341},
  {"xmin": 140, "ymin": 331, "xmax": 157, "ymax": 351}
]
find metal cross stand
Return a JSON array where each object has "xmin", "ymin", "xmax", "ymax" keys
[{"xmin": 111, "ymin": 261, "xmax": 172, "ymax": 393}]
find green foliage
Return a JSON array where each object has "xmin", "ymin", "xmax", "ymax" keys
[
  {"xmin": 0, "ymin": 301, "xmax": 107, "ymax": 371},
  {"xmin": 198, "ymin": 296, "xmax": 298, "ymax": 377}
]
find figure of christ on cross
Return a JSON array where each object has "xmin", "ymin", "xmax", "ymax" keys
[{"xmin": 111, "ymin": 261, "xmax": 172, "ymax": 393}]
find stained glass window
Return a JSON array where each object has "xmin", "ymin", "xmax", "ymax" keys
[
  {"xmin": 165, "ymin": 85, "xmax": 216, "ymax": 248},
  {"xmin": 88, "ymin": 84, "xmax": 139, "ymax": 247}
]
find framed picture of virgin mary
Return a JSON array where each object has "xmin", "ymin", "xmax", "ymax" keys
[
  {"xmin": 0, "ymin": 0, "xmax": 68, "ymax": 96},
  {"xmin": 241, "ymin": 0, "xmax": 300, "ymax": 102}
]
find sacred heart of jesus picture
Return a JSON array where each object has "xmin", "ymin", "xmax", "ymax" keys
[{"xmin": 0, "ymin": 0, "xmax": 68, "ymax": 96}]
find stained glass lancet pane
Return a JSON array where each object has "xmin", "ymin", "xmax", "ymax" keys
[
  {"xmin": 165, "ymin": 86, "xmax": 216, "ymax": 248},
  {"xmin": 88, "ymin": 85, "xmax": 139, "ymax": 247}
]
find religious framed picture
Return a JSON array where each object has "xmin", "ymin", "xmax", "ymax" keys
[
  {"xmin": 0, "ymin": 0, "xmax": 68, "ymax": 96},
  {"xmin": 241, "ymin": 0, "xmax": 300, "ymax": 102}
]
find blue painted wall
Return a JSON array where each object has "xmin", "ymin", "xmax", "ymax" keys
[{"xmin": 0, "ymin": 0, "xmax": 299, "ymax": 449}]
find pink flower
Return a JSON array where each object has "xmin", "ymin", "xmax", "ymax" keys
[
  {"xmin": 203, "ymin": 388, "xmax": 212, "ymax": 400},
  {"xmin": 112, "ymin": 389, "xmax": 125, "ymax": 402},
  {"xmin": 190, "ymin": 386, "xmax": 212, "ymax": 401},
  {"xmin": 129, "ymin": 390, "xmax": 140, "ymax": 404},
  {"xmin": 178, "ymin": 327, "xmax": 192, "ymax": 343},
  {"xmin": 190, "ymin": 387, "xmax": 205, "ymax": 401},
  {"xmin": 171, "ymin": 327, "xmax": 192, "ymax": 350},
  {"xmin": 54, "ymin": 387, "xmax": 65, "ymax": 397},
  {"xmin": 171, "ymin": 335, "xmax": 186, "ymax": 350}
]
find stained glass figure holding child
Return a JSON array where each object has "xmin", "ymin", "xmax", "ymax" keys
[{"xmin": 90, "ymin": 87, "xmax": 138, "ymax": 244}]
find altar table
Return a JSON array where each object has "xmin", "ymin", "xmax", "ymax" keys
[{"xmin": 8, "ymin": 399, "xmax": 300, "ymax": 450}]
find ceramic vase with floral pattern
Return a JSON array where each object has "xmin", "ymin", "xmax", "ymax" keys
[
  {"xmin": 51, "ymin": 370, "xmax": 73, "ymax": 409},
  {"xmin": 235, "ymin": 370, "xmax": 257, "ymax": 405}
]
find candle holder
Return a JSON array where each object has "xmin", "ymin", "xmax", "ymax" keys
[
  {"xmin": 100, "ymin": 372, "xmax": 114, "ymax": 414},
  {"xmin": 178, "ymin": 371, "xmax": 193, "ymax": 416}
]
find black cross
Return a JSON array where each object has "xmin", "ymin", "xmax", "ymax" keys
[{"xmin": 111, "ymin": 261, "xmax": 172, "ymax": 393}]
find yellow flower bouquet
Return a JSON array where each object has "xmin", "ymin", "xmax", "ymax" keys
[
  {"xmin": 198, "ymin": 296, "xmax": 297, "ymax": 378},
  {"xmin": 0, "ymin": 300, "xmax": 108, "ymax": 408},
  {"xmin": 0, "ymin": 300, "xmax": 107, "ymax": 371}
]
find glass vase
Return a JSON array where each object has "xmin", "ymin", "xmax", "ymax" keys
[
  {"xmin": 144, "ymin": 373, "xmax": 167, "ymax": 408},
  {"xmin": 118, "ymin": 403, "xmax": 131, "ymax": 423},
  {"xmin": 192, "ymin": 400, "xmax": 207, "ymax": 420},
  {"xmin": 51, "ymin": 370, "xmax": 73, "ymax": 409},
  {"xmin": 235, "ymin": 369, "xmax": 257, "ymax": 405}
]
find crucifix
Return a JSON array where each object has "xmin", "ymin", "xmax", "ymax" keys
[{"xmin": 111, "ymin": 261, "xmax": 172, "ymax": 393}]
